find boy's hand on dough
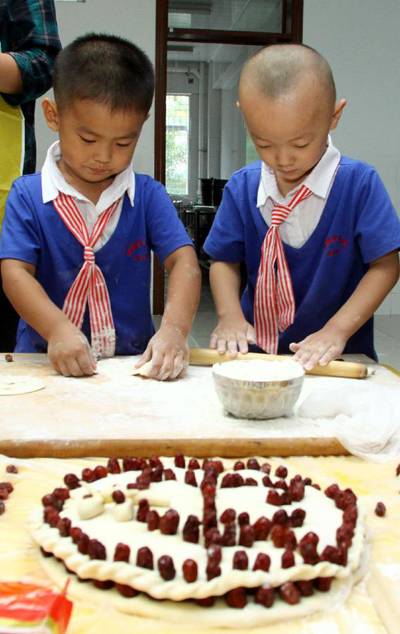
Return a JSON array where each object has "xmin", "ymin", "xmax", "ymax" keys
[
  {"xmin": 135, "ymin": 325, "xmax": 189, "ymax": 381},
  {"xmin": 289, "ymin": 325, "xmax": 347, "ymax": 371},
  {"xmin": 48, "ymin": 322, "xmax": 97, "ymax": 377},
  {"xmin": 209, "ymin": 318, "xmax": 256, "ymax": 357}
]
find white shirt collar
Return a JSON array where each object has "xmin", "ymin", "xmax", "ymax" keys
[
  {"xmin": 41, "ymin": 141, "xmax": 135, "ymax": 209},
  {"xmin": 257, "ymin": 135, "xmax": 340, "ymax": 207}
]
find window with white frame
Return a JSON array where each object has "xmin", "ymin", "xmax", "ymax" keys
[{"xmin": 166, "ymin": 94, "xmax": 190, "ymax": 195}]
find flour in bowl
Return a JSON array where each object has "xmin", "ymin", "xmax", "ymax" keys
[{"xmin": 213, "ymin": 359, "xmax": 304, "ymax": 381}]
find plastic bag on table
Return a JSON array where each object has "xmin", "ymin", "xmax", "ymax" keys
[{"xmin": 297, "ymin": 382, "xmax": 400, "ymax": 462}]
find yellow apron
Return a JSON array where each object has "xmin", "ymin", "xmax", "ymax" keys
[{"xmin": 0, "ymin": 94, "xmax": 24, "ymax": 232}]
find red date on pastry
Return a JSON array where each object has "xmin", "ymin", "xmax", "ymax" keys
[
  {"xmin": 282, "ymin": 549, "xmax": 295, "ymax": 568},
  {"xmin": 114, "ymin": 543, "xmax": 130, "ymax": 562},
  {"xmin": 64, "ymin": 473, "xmax": 80, "ymax": 489},
  {"xmin": 147, "ymin": 510, "xmax": 160, "ymax": 531},
  {"xmin": 136, "ymin": 546, "xmax": 153, "ymax": 570},
  {"xmin": 220, "ymin": 508, "xmax": 236, "ymax": 524},
  {"xmin": 253, "ymin": 516, "xmax": 271, "ymax": 541},
  {"xmin": 253, "ymin": 553, "xmax": 271, "ymax": 572},
  {"xmin": 255, "ymin": 582, "xmax": 275, "ymax": 607},
  {"xmin": 275, "ymin": 465, "xmax": 288, "ymax": 479},
  {"xmin": 374, "ymin": 502, "xmax": 386, "ymax": 517},
  {"xmin": 314, "ymin": 577, "xmax": 333, "ymax": 592},
  {"xmin": 247, "ymin": 458, "xmax": 260, "ymax": 470},
  {"xmin": 158, "ymin": 555, "xmax": 176, "ymax": 580},
  {"xmin": 280, "ymin": 582, "xmax": 301, "ymax": 605},
  {"xmin": 296, "ymin": 580, "xmax": 314, "ymax": 596},
  {"xmin": 159, "ymin": 509, "xmax": 180, "ymax": 535},
  {"xmin": 107, "ymin": 458, "xmax": 121, "ymax": 474},
  {"xmin": 225, "ymin": 587, "xmax": 247, "ymax": 609},
  {"xmin": 182, "ymin": 559, "xmax": 198, "ymax": 583},
  {"xmin": 112, "ymin": 490, "xmax": 125, "ymax": 504},
  {"xmin": 233, "ymin": 550, "xmax": 248, "ymax": 570},
  {"xmin": 116, "ymin": 583, "xmax": 139, "ymax": 598}
]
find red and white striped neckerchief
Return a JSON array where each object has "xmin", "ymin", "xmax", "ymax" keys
[
  {"xmin": 254, "ymin": 184, "xmax": 313, "ymax": 354},
  {"xmin": 53, "ymin": 192, "xmax": 121, "ymax": 357}
]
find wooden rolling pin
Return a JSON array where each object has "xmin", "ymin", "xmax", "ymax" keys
[{"xmin": 189, "ymin": 348, "xmax": 369, "ymax": 379}]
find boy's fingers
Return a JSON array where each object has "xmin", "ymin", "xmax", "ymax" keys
[
  {"xmin": 57, "ymin": 360, "xmax": 71, "ymax": 377},
  {"xmin": 146, "ymin": 349, "xmax": 164, "ymax": 378},
  {"xmin": 78, "ymin": 351, "xmax": 97, "ymax": 375},
  {"xmin": 245, "ymin": 325, "xmax": 256, "ymax": 344},
  {"xmin": 155, "ymin": 356, "xmax": 175, "ymax": 381},
  {"xmin": 237, "ymin": 334, "xmax": 249, "ymax": 354},
  {"xmin": 226, "ymin": 339, "xmax": 239, "ymax": 357},
  {"xmin": 289, "ymin": 342, "xmax": 300, "ymax": 352},
  {"xmin": 303, "ymin": 344, "xmax": 331, "ymax": 371},
  {"xmin": 170, "ymin": 354, "xmax": 185, "ymax": 379},
  {"xmin": 51, "ymin": 359, "xmax": 61, "ymax": 376},
  {"xmin": 318, "ymin": 345, "xmax": 338, "ymax": 366},
  {"xmin": 66, "ymin": 357, "xmax": 86, "ymax": 377},
  {"xmin": 216, "ymin": 337, "xmax": 228, "ymax": 354}
]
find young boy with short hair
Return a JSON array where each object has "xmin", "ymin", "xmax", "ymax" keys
[
  {"xmin": 204, "ymin": 44, "xmax": 400, "ymax": 370},
  {"xmin": 0, "ymin": 33, "xmax": 201, "ymax": 380}
]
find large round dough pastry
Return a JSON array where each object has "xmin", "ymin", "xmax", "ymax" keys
[
  {"xmin": 0, "ymin": 375, "xmax": 45, "ymax": 395},
  {"xmin": 30, "ymin": 456, "xmax": 366, "ymax": 629}
]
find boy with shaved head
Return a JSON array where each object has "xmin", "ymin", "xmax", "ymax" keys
[{"xmin": 204, "ymin": 44, "xmax": 400, "ymax": 369}]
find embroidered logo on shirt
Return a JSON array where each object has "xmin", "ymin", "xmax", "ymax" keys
[
  {"xmin": 127, "ymin": 239, "xmax": 149, "ymax": 262},
  {"xmin": 324, "ymin": 235, "xmax": 348, "ymax": 257}
]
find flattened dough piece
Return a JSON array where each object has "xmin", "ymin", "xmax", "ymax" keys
[{"xmin": 0, "ymin": 376, "xmax": 45, "ymax": 396}]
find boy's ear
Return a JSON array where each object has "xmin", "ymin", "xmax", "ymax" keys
[
  {"xmin": 330, "ymin": 98, "xmax": 347, "ymax": 131},
  {"xmin": 42, "ymin": 98, "xmax": 60, "ymax": 132}
]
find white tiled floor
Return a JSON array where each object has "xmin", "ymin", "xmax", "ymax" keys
[{"xmin": 159, "ymin": 271, "xmax": 400, "ymax": 371}]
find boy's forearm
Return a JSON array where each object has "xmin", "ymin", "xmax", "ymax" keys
[
  {"xmin": 1, "ymin": 261, "xmax": 71, "ymax": 341},
  {"xmin": 162, "ymin": 248, "xmax": 201, "ymax": 338},
  {"xmin": 210, "ymin": 260, "xmax": 243, "ymax": 320},
  {"xmin": 326, "ymin": 251, "xmax": 399, "ymax": 338}
]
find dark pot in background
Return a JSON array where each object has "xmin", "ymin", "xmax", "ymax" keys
[{"xmin": 200, "ymin": 178, "xmax": 228, "ymax": 206}]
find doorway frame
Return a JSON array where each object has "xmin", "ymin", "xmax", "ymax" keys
[{"xmin": 153, "ymin": 0, "xmax": 304, "ymax": 314}]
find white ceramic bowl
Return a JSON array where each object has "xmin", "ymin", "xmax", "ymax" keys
[{"xmin": 212, "ymin": 359, "xmax": 305, "ymax": 420}]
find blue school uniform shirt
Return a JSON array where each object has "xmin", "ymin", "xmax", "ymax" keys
[
  {"xmin": 204, "ymin": 157, "xmax": 400, "ymax": 360},
  {"xmin": 0, "ymin": 172, "xmax": 193, "ymax": 354}
]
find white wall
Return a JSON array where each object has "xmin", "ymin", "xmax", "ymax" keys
[
  {"xmin": 303, "ymin": 0, "xmax": 400, "ymax": 314},
  {"xmin": 36, "ymin": 0, "xmax": 156, "ymax": 176}
]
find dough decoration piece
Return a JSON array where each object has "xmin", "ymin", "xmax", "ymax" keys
[
  {"xmin": 30, "ymin": 455, "xmax": 366, "ymax": 628},
  {"xmin": 0, "ymin": 376, "xmax": 45, "ymax": 396},
  {"xmin": 77, "ymin": 493, "xmax": 104, "ymax": 520},
  {"xmin": 113, "ymin": 500, "xmax": 134, "ymax": 522}
]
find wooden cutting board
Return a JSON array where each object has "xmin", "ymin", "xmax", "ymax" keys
[{"xmin": 0, "ymin": 353, "xmax": 394, "ymax": 460}]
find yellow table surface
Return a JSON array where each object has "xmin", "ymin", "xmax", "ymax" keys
[{"xmin": 1, "ymin": 454, "xmax": 400, "ymax": 633}]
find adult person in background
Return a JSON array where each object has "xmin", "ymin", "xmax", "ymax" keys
[{"xmin": 0, "ymin": 0, "xmax": 61, "ymax": 351}]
